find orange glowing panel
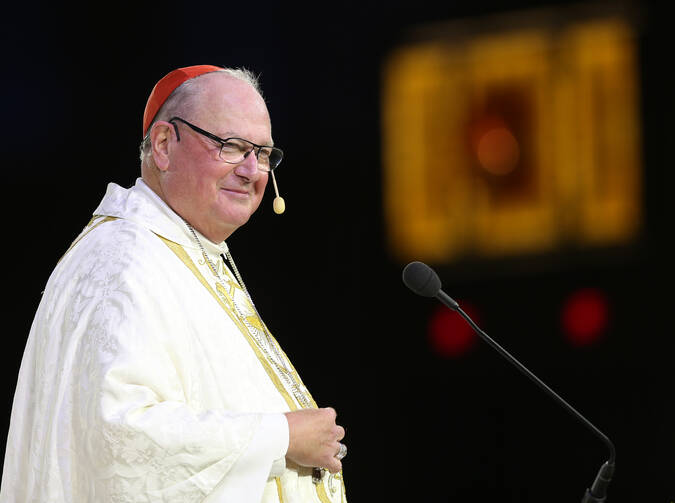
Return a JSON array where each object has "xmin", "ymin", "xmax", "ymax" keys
[{"xmin": 381, "ymin": 16, "xmax": 642, "ymax": 264}]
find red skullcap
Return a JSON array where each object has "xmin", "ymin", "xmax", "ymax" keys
[{"xmin": 142, "ymin": 65, "xmax": 223, "ymax": 137}]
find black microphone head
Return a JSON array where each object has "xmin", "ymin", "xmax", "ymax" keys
[{"xmin": 402, "ymin": 261, "xmax": 442, "ymax": 297}]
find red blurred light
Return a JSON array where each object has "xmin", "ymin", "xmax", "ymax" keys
[
  {"xmin": 428, "ymin": 302, "xmax": 479, "ymax": 358},
  {"xmin": 561, "ymin": 288, "xmax": 609, "ymax": 347}
]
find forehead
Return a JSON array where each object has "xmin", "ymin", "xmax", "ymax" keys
[{"xmin": 190, "ymin": 73, "xmax": 272, "ymax": 143}]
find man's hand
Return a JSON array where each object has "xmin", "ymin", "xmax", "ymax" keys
[{"xmin": 284, "ymin": 407, "xmax": 346, "ymax": 473}]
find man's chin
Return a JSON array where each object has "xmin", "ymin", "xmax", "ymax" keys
[{"xmin": 214, "ymin": 208, "xmax": 258, "ymax": 236}]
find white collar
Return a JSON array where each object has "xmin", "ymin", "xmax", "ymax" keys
[{"xmin": 92, "ymin": 177, "xmax": 230, "ymax": 257}]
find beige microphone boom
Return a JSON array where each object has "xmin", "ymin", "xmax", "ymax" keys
[{"xmin": 271, "ymin": 171, "xmax": 285, "ymax": 214}]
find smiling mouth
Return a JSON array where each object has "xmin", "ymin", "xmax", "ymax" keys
[{"xmin": 221, "ymin": 187, "xmax": 250, "ymax": 198}]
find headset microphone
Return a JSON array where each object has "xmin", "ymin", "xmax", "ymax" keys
[{"xmin": 271, "ymin": 171, "xmax": 285, "ymax": 214}]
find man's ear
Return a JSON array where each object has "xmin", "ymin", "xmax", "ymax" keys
[{"xmin": 150, "ymin": 121, "xmax": 175, "ymax": 172}]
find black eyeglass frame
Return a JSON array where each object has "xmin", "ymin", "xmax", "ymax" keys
[{"xmin": 168, "ymin": 116, "xmax": 283, "ymax": 172}]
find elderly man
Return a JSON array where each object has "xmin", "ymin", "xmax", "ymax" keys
[{"xmin": 0, "ymin": 65, "xmax": 347, "ymax": 503}]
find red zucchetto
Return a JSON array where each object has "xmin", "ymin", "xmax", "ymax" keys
[{"xmin": 142, "ymin": 65, "xmax": 223, "ymax": 137}]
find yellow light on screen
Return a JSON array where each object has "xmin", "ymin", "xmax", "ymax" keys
[{"xmin": 381, "ymin": 15, "xmax": 642, "ymax": 264}]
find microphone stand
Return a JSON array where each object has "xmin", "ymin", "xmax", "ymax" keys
[{"xmin": 437, "ymin": 290, "xmax": 616, "ymax": 502}]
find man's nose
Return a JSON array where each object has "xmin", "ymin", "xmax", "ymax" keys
[{"xmin": 234, "ymin": 149, "xmax": 261, "ymax": 179}]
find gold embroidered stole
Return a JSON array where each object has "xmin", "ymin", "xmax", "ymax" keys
[{"xmin": 157, "ymin": 237, "xmax": 347, "ymax": 503}]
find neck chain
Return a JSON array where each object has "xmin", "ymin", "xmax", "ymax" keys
[
  {"xmin": 182, "ymin": 219, "xmax": 312, "ymax": 409},
  {"xmin": 183, "ymin": 221, "xmax": 251, "ymax": 301}
]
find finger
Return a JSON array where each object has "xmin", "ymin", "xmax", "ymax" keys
[
  {"xmin": 325, "ymin": 457, "xmax": 342, "ymax": 474},
  {"xmin": 323, "ymin": 407, "xmax": 337, "ymax": 420},
  {"xmin": 335, "ymin": 425, "xmax": 345, "ymax": 441}
]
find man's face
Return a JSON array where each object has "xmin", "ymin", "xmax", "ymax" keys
[{"xmin": 160, "ymin": 73, "xmax": 272, "ymax": 242}]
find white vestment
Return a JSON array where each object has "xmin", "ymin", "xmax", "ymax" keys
[{"xmin": 0, "ymin": 179, "xmax": 346, "ymax": 503}]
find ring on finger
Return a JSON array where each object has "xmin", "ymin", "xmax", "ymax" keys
[{"xmin": 335, "ymin": 442, "xmax": 347, "ymax": 461}]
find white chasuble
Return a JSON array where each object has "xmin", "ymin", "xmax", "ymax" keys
[{"xmin": 0, "ymin": 179, "xmax": 347, "ymax": 503}]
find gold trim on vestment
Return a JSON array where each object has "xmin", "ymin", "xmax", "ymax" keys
[
  {"xmin": 58, "ymin": 215, "xmax": 118, "ymax": 264},
  {"xmin": 156, "ymin": 235, "xmax": 302, "ymax": 412},
  {"xmin": 275, "ymin": 477, "xmax": 284, "ymax": 503},
  {"xmin": 315, "ymin": 478, "xmax": 333, "ymax": 503}
]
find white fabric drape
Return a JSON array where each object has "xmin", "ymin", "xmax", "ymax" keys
[{"xmin": 1, "ymin": 179, "xmax": 346, "ymax": 503}]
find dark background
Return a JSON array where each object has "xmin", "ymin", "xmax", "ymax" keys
[{"xmin": 1, "ymin": 1, "xmax": 672, "ymax": 501}]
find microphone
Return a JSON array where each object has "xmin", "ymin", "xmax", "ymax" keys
[
  {"xmin": 271, "ymin": 171, "xmax": 285, "ymax": 214},
  {"xmin": 402, "ymin": 260, "xmax": 616, "ymax": 502}
]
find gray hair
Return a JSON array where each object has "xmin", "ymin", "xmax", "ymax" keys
[{"xmin": 139, "ymin": 67, "xmax": 263, "ymax": 164}]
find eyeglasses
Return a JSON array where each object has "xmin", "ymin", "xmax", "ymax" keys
[{"xmin": 169, "ymin": 116, "xmax": 283, "ymax": 172}]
